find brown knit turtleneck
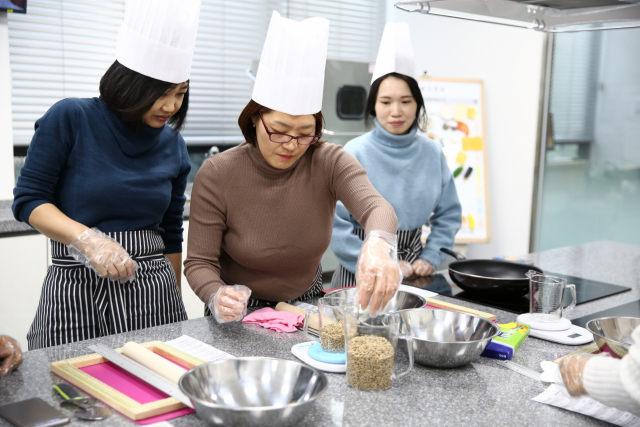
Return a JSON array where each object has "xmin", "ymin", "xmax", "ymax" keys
[{"xmin": 184, "ymin": 141, "xmax": 397, "ymax": 304}]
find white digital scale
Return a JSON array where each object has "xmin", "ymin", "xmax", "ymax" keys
[
  {"xmin": 516, "ymin": 313, "xmax": 592, "ymax": 345},
  {"xmin": 291, "ymin": 342, "xmax": 346, "ymax": 373}
]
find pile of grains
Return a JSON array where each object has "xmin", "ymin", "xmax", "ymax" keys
[
  {"xmin": 346, "ymin": 335, "xmax": 395, "ymax": 390},
  {"xmin": 320, "ymin": 320, "xmax": 345, "ymax": 352}
]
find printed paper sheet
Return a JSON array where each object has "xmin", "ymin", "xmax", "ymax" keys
[
  {"xmin": 165, "ymin": 335, "xmax": 235, "ymax": 363},
  {"xmin": 533, "ymin": 384, "xmax": 640, "ymax": 426}
]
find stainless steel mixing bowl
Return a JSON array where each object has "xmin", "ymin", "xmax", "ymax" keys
[
  {"xmin": 397, "ymin": 308, "xmax": 500, "ymax": 368},
  {"xmin": 586, "ymin": 316, "xmax": 640, "ymax": 359},
  {"xmin": 324, "ymin": 288, "xmax": 426, "ymax": 311},
  {"xmin": 179, "ymin": 357, "xmax": 328, "ymax": 427}
]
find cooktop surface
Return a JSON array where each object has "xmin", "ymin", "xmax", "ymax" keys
[
  {"xmin": 403, "ymin": 272, "xmax": 632, "ymax": 315},
  {"xmin": 571, "ymin": 300, "xmax": 640, "ymax": 328}
]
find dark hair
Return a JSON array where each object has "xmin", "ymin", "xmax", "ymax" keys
[
  {"xmin": 99, "ymin": 60, "xmax": 189, "ymax": 133},
  {"xmin": 365, "ymin": 72, "xmax": 427, "ymax": 132},
  {"xmin": 238, "ymin": 99, "xmax": 326, "ymax": 147}
]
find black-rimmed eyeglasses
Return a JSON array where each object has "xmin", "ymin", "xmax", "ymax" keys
[{"xmin": 259, "ymin": 114, "xmax": 320, "ymax": 146}]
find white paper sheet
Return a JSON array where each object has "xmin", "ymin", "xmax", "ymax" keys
[
  {"xmin": 165, "ymin": 335, "xmax": 235, "ymax": 363},
  {"xmin": 532, "ymin": 385, "xmax": 640, "ymax": 427},
  {"xmin": 292, "ymin": 301, "xmax": 317, "ymax": 312},
  {"xmin": 398, "ymin": 284, "xmax": 438, "ymax": 299}
]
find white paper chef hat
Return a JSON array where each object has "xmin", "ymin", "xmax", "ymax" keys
[
  {"xmin": 116, "ymin": 0, "xmax": 201, "ymax": 84},
  {"xmin": 252, "ymin": 11, "xmax": 330, "ymax": 116},
  {"xmin": 371, "ymin": 22, "xmax": 417, "ymax": 84}
]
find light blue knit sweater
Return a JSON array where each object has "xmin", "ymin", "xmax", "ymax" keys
[{"xmin": 330, "ymin": 119, "xmax": 462, "ymax": 273}]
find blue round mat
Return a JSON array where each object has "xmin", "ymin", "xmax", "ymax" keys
[{"xmin": 308, "ymin": 342, "xmax": 346, "ymax": 364}]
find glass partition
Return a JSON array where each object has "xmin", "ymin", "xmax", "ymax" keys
[{"xmin": 534, "ymin": 28, "xmax": 640, "ymax": 251}]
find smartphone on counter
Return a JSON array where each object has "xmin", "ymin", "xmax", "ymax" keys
[{"xmin": 0, "ymin": 398, "xmax": 70, "ymax": 427}]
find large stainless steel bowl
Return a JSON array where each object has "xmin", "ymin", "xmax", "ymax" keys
[
  {"xmin": 397, "ymin": 308, "xmax": 500, "ymax": 368},
  {"xmin": 179, "ymin": 357, "xmax": 328, "ymax": 427},
  {"xmin": 324, "ymin": 288, "xmax": 426, "ymax": 311},
  {"xmin": 586, "ymin": 317, "xmax": 640, "ymax": 359}
]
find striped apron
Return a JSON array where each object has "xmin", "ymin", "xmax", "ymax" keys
[
  {"xmin": 331, "ymin": 227, "xmax": 423, "ymax": 288},
  {"xmin": 27, "ymin": 230, "xmax": 187, "ymax": 350},
  {"xmin": 204, "ymin": 264, "xmax": 324, "ymax": 316}
]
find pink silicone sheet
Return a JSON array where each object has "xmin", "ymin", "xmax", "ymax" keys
[{"xmin": 64, "ymin": 355, "xmax": 195, "ymax": 424}]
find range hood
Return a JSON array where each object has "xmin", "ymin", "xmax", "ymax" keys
[{"xmin": 395, "ymin": 0, "xmax": 640, "ymax": 32}]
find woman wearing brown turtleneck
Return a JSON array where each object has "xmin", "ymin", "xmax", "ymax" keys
[
  {"xmin": 185, "ymin": 101, "xmax": 399, "ymax": 320},
  {"xmin": 184, "ymin": 11, "xmax": 400, "ymax": 322}
]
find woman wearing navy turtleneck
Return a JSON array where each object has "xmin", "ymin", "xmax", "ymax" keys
[
  {"xmin": 330, "ymin": 72, "xmax": 462, "ymax": 287},
  {"xmin": 12, "ymin": 60, "xmax": 191, "ymax": 350}
]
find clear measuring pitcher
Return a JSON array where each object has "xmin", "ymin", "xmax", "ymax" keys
[
  {"xmin": 526, "ymin": 270, "xmax": 576, "ymax": 323},
  {"xmin": 303, "ymin": 296, "xmax": 350, "ymax": 353},
  {"xmin": 343, "ymin": 305, "xmax": 414, "ymax": 391}
]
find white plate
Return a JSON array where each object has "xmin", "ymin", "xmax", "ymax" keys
[{"xmin": 291, "ymin": 342, "xmax": 346, "ymax": 373}]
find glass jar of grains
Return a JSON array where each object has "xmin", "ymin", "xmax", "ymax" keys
[{"xmin": 343, "ymin": 306, "xmax": 414, "ymax": 391}]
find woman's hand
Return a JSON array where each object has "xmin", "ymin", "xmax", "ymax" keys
[
  {"xmin": 356, "ymin": 231, "xmax": 401, "ymax": 315},
  {"xmin": 0, "ymin": 335, "xmax": 23, "ymax": 378},
  {"xmin": 559, "ymin": 354, "xmax": 605, "ymax": 396},
  {"xmin": 209, "ymin": 285, "xmax": 252, "ymax": 323},
  {"xmin": 67, "ymin": 228, "xmax": 137, "ymax": 282},
  {"xmin": 412, "ymin": 259, "xmax": 435, "ymax": 276},
  {"xmin": 398, "ymin": 260, "xmax": 414, "ymax": 279}
]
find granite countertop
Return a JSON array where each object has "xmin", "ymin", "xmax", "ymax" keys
[
  {"xmin": 1, "ymin": 241, "xmax": 639, "ymax": 426},
  {"xmin": 0, "ymin": 200, "xmax": 191, "ymax": 236},
  {"xmin": 0, "ymin": 200, "xmax": 33, "ymax": 235}
]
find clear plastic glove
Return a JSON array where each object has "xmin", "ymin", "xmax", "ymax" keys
[
  {"xmin": 355, "ymin": 230, "xmax": 401, "ymax": 316},
  {"xmin": 412, "ymin": 259, "xmax": 435, "ymax": 277},
  {"xmin": 558, "ymin": 354, "xmax": 609, "ymax": 396},
  {"xmin": 208, "ymin": 284, "xmax": 252, "ymax": 323},
  {"xmin": 398, "ymin": 260, "xmax": 414, "ymax": 279},
  {"xmin": 0, "ymin": 335, "xmax": 23, "ymax": 378},
  {"xmin": 67, "ymin": 228, "xmax": 138, "ymax": 283}
]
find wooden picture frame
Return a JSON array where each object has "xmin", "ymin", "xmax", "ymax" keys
[
  {"xmin": 50, "ymin": 341, "xmax": 205, "ymax": 420},
  {"xmin": 417, "ymin": 76, "xmax": 491, "ymax": 244}
]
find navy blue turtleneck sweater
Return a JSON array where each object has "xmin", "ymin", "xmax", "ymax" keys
[{"xmin": 12, "ymin": 97, "xmax": 191, "ymax": 254}]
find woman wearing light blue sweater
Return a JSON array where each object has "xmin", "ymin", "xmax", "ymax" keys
[
  {"xmin": 330, "ymin": 71, "xmax": 462, "ymax": 287},
  {"xmin": 331, "ymin": 23, "xmax": 461, "ymax": 287}
]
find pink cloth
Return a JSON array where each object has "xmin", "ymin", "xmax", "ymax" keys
[{"xmin": 242, "ymin": 307, "xmax": 304, "ymax": 332}]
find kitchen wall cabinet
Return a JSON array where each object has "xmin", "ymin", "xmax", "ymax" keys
[
  {"xmin": 180, "ymin": 220, "xmax": 206, "ymax": 320},
  {"xmin": 0, "ymin": 233, "xmax": 49, "ymax": 350}
]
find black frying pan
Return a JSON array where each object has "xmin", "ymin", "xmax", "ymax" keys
[{"xmin": 440, "ymin": 248, "xmax": 543, "ymax": 297}]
